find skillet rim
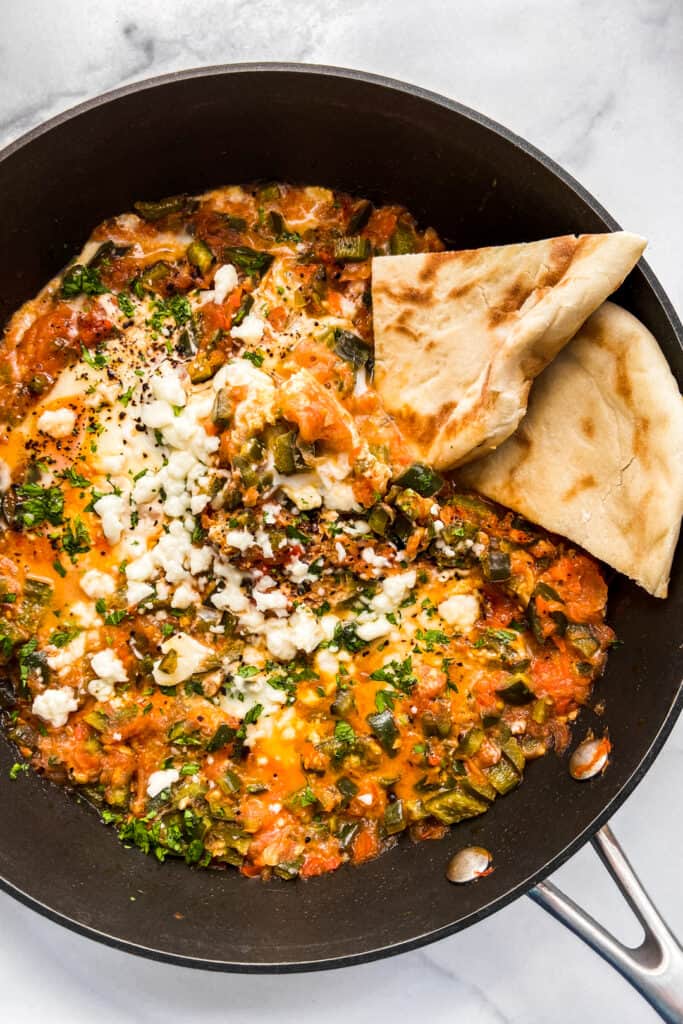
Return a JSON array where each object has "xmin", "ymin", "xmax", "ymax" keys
[{"xmin": 0, "ymin": 61, "xmax": 681, "ymax": 973}]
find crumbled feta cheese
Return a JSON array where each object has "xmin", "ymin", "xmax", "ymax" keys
[
  {"xmin": 0, "ymin": 459, "xmax": 10, "ymax": 493},
  {"xmin": 230, "ymin": 313, "xmax": 264, "ymax": 344},
  {"xmin": 150, "ymin": 364, "xmax": 186, "ymax": 408},
  {"xmin": 79, "ymin": 569, "xmax": 115, "ymax": 600},
  {"xmin": 224, "ymin": 529, "xmax": 255, "ymax": 552},
  {"xmin": 147, "ymin": 768, "xmax": 180, "ymax": 798},
  {"xmin": 46, "ymin": 633, "xmax": 87, "ymax": 675},
  {"xmin": 32, "ymin": 686, "xmax": 78, "ymax": 728},
  {"xmin": 286, "ymin": 557, "xmax": 312, "ymax": 583},
  {"xmin": 371, "ymin": 570, "xmax": 416, "ymax": 615},
  {"xmin": 355, "ymin": 616, "xmax": 393, "ymax": 642},
  {"xmin": 36, "ymin": 407, "xmax": 76, "ymax": 438},
  {"xmin": 438, "ymin": 593, "xmax": 481, "ymax": 630},
  {"xmin": 171, "ymin": 582, "xmax": 198, "ymax": 609},
  {"xmin": 71, "ymin": 601, "xmax": 102, "ymax": 628},
  {"xmin": 87, "ymin": 678, "xmax": 115, "ymax": 703},
  {"xmin": 153, "ymin": 632, "xmax": 214, "ymax": 686},
  {"xmin": 362, "ymin": 547, "xmax": 391, "ymax": 569},
  {"xmin": 93, "ymin": 493, "xmax": 127, "ymax": 545},
  {"xmin": 335, "ymin": 541, "xmax": 347, "ymax": 562},
  {"xmin": 254, "ymin": 589, "xmax": 289, "ymax": 613},
  {"xmin": 90, "ymin": 649, "xmax": 128, "ymax": 684},
  {"xmin": 127, "ymin": 581, "xmax": 155, "ymax": 605},
  {"xmin": 213, "ymin": 263, "xmax": 239, "ymax": 304}
]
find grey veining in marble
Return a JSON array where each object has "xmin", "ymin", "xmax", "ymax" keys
[{"xmin": 0, "ymin": 1, "xmax": 681, "ymax": 1022}]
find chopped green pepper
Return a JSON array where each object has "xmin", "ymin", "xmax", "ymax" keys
[
  {"xmin": 134, "ymin": 194, "xmax": 194, "ymax": 221},
  {"xmin": 384, "ymin": 799, "xmax": 407, "ymax": 835},
  {"xmin": 496, "ymin": 678, "xmax": 535, "ymax": 705},
  {"xmin": 333, "ymin": 328, "xmax": 371, "ymax": 368},
  {"xmin": 424, "ymin": 785, "xmax": 489, "ymax": 824},
  {"xmin": 395, "ymin": 463, "xmax": 444, "ymax": 497},
  {"xmin": 187, "ymin": 239, "xmax": 214, "ymax": 273},
  {"xmin": 389, "ymin": 222, "xmax": 417, "ymax": 254},
  {"xmin": 366, "ymin": 709, "xmax": 399, "ymax": 756},
  {"xmin": 333, "ymin": 236, "xmax": 371, "ymax": 262}
]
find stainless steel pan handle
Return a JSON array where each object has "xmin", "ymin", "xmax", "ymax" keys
[{"xmin": 529, "ymin": 824, "xmax": 683, "ymax": 1023}]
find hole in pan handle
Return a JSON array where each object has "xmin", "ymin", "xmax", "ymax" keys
[{"xmin": 528, "ymin": 824, "xmax": 683, "ymax": 1023}]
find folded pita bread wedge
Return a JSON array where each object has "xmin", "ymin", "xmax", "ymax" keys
[
  {"xmin": 460, "ymin": 302, "xmax": 683, "ymax": 598},
  {"xmin": 372, "ymin": 231, "xmax": 646, "ymax": 469}
]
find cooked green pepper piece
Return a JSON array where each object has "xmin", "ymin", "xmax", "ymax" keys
[
  {"xmin": 336, "ymin": 776, "xmax": 358, "ymax": 802},
  {"xmin": 457, "ymin": 726, "xmax": 485, "ymax": 757},
  {"xmin": 271, "ymin": 432, "xmax": 298, "ymax": 474},
  {"xmin": 485, "ymin": 758, "xmax": 520, "ymax": 795},
  {"xmin": 395, "ymin": 463, "xmax": 444, "ymax": 497},
  {"xmin": 89, "ymin": 241, "xmax": 131, "ymax": 270},
  {"xmin": 223, "ymin": 246, "xmax": 274, "ymax": 279},
  {"xmin": 388, "ymin": 511, "xmax": 414, "ymax": 547},
  {"xmin": 389, "ymin": 222, "xmax": 417, "ymax": 254},
  {"xmin": 421, "ymin": 707, "xmax": 452, "ymax": 738},
  {"xmin": 384, "ymin": 799, "xmax": 407, "ymax": 835},
  {"xmin": 274, "ymin": 858, "xmax": 303, "ymax": 880},
  {"xmin": 256, "ymin": 183, "xmax": 280, "ymax": 202},
  {"xmin": 565, "ymin": 623, "xmax": 600, "ymax": 657},
  {"xmin": 176, "ymin": 322, "xmax": 199, "ymax": 359},
  {"xmin": 158, "ymin": 649, "xmax": 178, "ymax": 674},
  {"xmin": 331, "ymin": 688, "xmax": 355, "ymax": 719},
  {"xmin": 483, "ymin": 549, "xmax": 511, "ymax": 582},
  {"xmin": 187, "ymin": 239, "xmax": 214, "ymax": 273},
  {"xmin": 366, "ymin": 709, "xmax": 399, "ymax": 756},
  {"xmin": 139, "ymin": 261, "xmax": 171, "ymax": 292},
  {"xmin": 347, "ymin": 200, "xmax": 373, "ymax": 233},
  {"xmin": 220, "ymin": 213, "xmax": 247, "ymax": 231},
  {"xmin": 84, "ymin": 710, "xmax": 108, "ymax": 732},
  {"xmin": 212, "ymin": 389, "xmax": 233, "ymax": 429},
  {"xmin": 394, "ymin": 488, "xmax": 425, "ymax": 522},
  {"xmin": 336, "ymin": 820, "xmax": 360, "ymax": 849},
  {"xmin": 368, "ymin": 504, "xmax": 394, "ymax": 536},
  {"xmin": 501, "ymin": 737, "xmax": 526, "ymax": 774},
  {"xmin": 333, "ymin": 328, "xmax": 371, "ymax": 368},
  {"xmin": 207, "ymin": 723, "xmax": 237, "ymax": 752},
  {"xmin": 134, "ymin": 194, "xmax": 194, "ymax": 222},
  {"xmin": 496, "ymin": 678, "xmax": 535, "ymax": 705},
  {"xmin": 334, "ymin": 236, "xmax": 371, "ymax": 262},
  {"xmin": 266, "ymin": 210, "xmax": 285, "ymax": 237},
  {"xmin": 462, "ymin": 775, "xmax": 497, "ymax": 802},
  {"xmin": 232, "ymin": 292, "xmax": 254, "ymax": 327},
  {"xmin": 531, "ymin": 697, "xmax": 553, "ymax": 724},
  {"xmin": 424, "ymin": 785, "xmax": 489, "ymax": 824}
]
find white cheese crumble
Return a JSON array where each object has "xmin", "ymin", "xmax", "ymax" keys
[
  {"xmin": 355, "ymin": 616, "xmax": 393, "ymax": 642},
  {"xmin": 153, "ymin": 632, "xmax": 214, "ymax": 686},
  {"xmin": 147, "ymin": 768, "xmax": 180, "ymax": 798},
  {"xmin": 93, "ymin": 493, "xmax": 127, "ymax": 545},
  {"xmin": 230, "ymin": 312, "xmax": 265, "ymax": 344},
  {"xmin": 90, "ymin": 649, "xmax": 128, "ymax": 684},
  {"xmin": 32, "ymin": 686, "xmax": 78, "ymax": 728},
  {"xmin": 213, "ymin": 263, "xmax": 239, "ymax": 304},
  {"xmin": 80, "ymin": 569, "xmax": 115, "ymax": 600},
  {"xmin": 438, "ymin": 593, "xmax": 481, "ymax": 630},
  {"xmin": 36, "ymin": 407, "xmax": 76, "ymax": 438},
  {"xmin": 371, "ymin": 570, "xmax": 416, "ymax": 615}
]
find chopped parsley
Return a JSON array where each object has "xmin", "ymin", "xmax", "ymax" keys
[
  {"xmin": 61, "ymin": 263, "xmax": 107, "ymax": 298},
  {"xmin": 12, "ymin": 483, "xmax": 64, "ymax": 529},
  {"xmin": 62, "ymin": 516, "xmax": 92, "ymax": 562}
]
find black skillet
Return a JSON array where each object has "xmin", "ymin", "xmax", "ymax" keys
[{"xmin": 0, "ymin": 64, "xmax": 681, "ymax": 1019}]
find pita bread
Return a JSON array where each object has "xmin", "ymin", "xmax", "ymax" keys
[
  {"xmin": 372, "ymin": 232, "xmax": 646, "ymax": 469},
  {"xmin": 460, "ymin": 302, "xmax": 683, "ymax": 598}
]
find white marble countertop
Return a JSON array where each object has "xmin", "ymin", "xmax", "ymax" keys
[{"xmin": 0, "ymin": 1, "xmax": 681, "ymax": 1021}]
